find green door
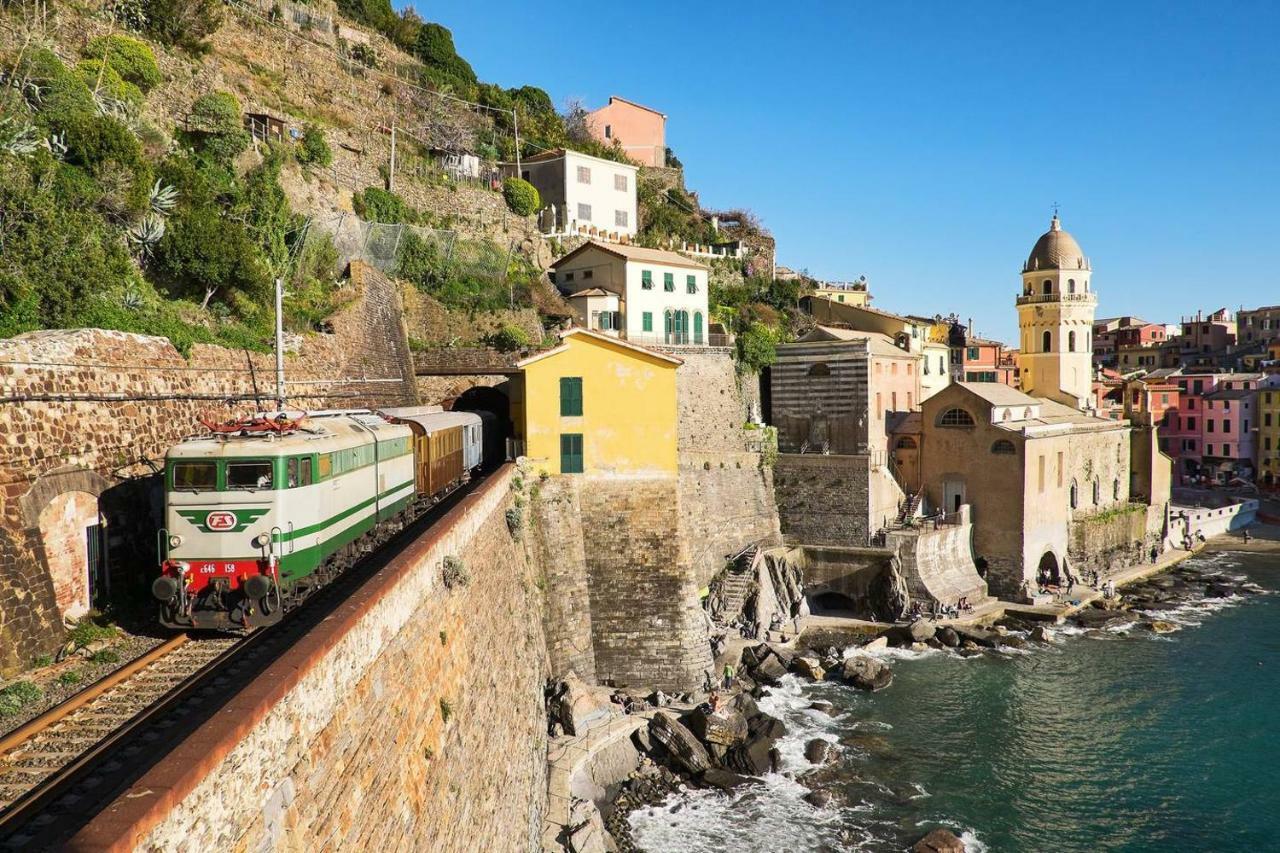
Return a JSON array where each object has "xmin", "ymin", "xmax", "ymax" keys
[{"xmin": 693, "ymin": 312, "xmax": 703, "ymax": 344}]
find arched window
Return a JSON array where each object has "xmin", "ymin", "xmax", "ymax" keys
[
  {"xmin": 1113, "ymin": 478, "xmax": 1120, "ymax": 500},
  {"xmin": 1023, "ymin": 407, "xmax": 1032, "ymax": 419},
  {"xmin": 1042, "ymin": 331, "xmax": 1052, "ymax": 352},
  {"xmin": 939, "ymin": 408, "xmax": 975, "ymax": 427},
  {"xmin": 807, "ymin": 362, "xmax": 831, "ymax": 377},
  {"xmin": 991, "ymin": 439, "xmax": 1016, "ymax": 455},
  {"xmin": 1068, "ymin": 330, "xmax": 1077, "ymax": 352},
  {"xmin": 1092, "ymin": 478, "xmax": 1101, "ymax": 505},
  {"xmin": 1002, "ymin": 409, "xmax": 1011, "ymax": 421},
  {"xmin": 1042, "ymin": 279, "xmax": 1052, "ymax": 295},
  {"xmin": 1068, "ymin": 279, "xmax": 1076, "ymax": 294},
  {"xmin": 895, "ymin": 437, "xmax": 917, "ymax": 450},
  {"xmin": 664, "ymin": 309, "xmax": 673, "ymax": 343},
  {"xmin": 693, "ymin": 311, "xmax": 704, "ymax": 344},
  {"xmin": 1070, "ymin": 479, "xmax": 1078, "ymax": 509}
]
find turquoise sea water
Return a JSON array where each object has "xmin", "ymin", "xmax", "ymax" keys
[{"xmin": 630, "ymin": 550, "xmax": 1279, "ymax": 853}]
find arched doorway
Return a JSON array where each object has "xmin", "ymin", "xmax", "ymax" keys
[
  {"xmin": 1037, "ymin": 551, "xmax": 1061, "ymax": 587},
  {"xmin": 37, "ymin": 491, "xmax": 100, "ymax": 622},
  {"xmin": 810, "ymin": 591, "xmax": 857, "ymax": 615}
]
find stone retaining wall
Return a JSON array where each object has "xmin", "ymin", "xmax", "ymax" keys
[
  {"xmin": 73, "ymin": 466, "xmax": 551, "ymax": 852},
  {"xmin": 0, "ymin": 262, "xmax": 417, "ymax": 674},
  {"xmin": 773, "ymin": 454, "xmax": 874, "ymax": 546},
  {"xmin": 678, "ymin": 452, "xmax": 782, "ymax": 588}
]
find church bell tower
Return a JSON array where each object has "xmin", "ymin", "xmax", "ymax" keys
[{"xmin": 1016, "ymin": 215, "xmax": 1097, "ymax": 408}]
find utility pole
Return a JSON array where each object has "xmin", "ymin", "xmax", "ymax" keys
[
  {"xmin": 275, "ymin": 277, "xmax": 286, "ymax": 411},
  {"xmin": 388, "ymin": 119, "xmax": 397, "ymax": 193},
  {"xmin": 513, "ymin": 108, "xmax": 521, "ymax": 177}
]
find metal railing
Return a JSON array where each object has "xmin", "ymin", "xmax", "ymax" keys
[
  {"xmin": 1016, "ymin": 292, "xmax": 1098, "ymax": 305},
  {"xmin": 619, "ymin": 332, "xmax": 734, "ymax": 348}
]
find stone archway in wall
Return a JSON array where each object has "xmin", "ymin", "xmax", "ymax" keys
[
  {"xmin": 20, "ymin": 468, "xmax": 113, "ymax": 624},
  {"xmin": 1036, "ymin": 550, "xmax": 1061, "ymax": 587}
]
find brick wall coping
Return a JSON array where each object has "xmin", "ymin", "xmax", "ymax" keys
[{"xmin": 68, "ymin": 464, "xmax": 516, "ymax": 852}]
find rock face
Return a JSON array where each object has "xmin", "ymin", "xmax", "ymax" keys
[
  {"xmin": 552, "ymin": 672, "xmax": 615, "ymax": 736},
  {"xmin": 913, "ymin": 828, "xmax": 966, "ymax": 853},
  {"xmin": 648, "ymin": 712, "xmax": 712, "ymax": 774},
  {"xmin": 683, "ymin": 706, "xmax": 749, "ymax": 748},
  {"xmin": 838, "ymin": 656, "xmax": 893, "ymax": 691}
]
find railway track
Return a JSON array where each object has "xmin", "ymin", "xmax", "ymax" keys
[
  {"xmin": 0, "ymin": 634, "xmax": 241, "ymax": 818},
  {"xmin": 0, "ymin": 469, "xmax": 489, "ymax": 850}
]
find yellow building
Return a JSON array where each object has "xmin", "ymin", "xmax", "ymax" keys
[
  {"xmin": 812, "ymin": 281, "xmax": 871, "ymax": 307},
  {"xmin": 515, "ymin": 328, "xmax": 680, "ymax": 476},
  {"xmin": 1260, "ymin": 376, "xmax": 1280, "ymax": 487}
]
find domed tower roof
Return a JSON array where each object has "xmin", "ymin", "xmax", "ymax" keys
[{"xmin": 1024, "ymin": 215, "xmax": 1089, "ymax": 272}]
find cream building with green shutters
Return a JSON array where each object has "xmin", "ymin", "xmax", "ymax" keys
[{"xmin": 550, "ymin": 241, "xmax": 712, "ymax": 346}]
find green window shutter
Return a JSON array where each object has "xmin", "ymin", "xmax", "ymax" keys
[
  {"xmin": 560, "ymin": 433, "xmax": 584, "ymax": 474},
  {"xmin": 560, "ymin": 376, "xmax": 583, "ymax": 416},
  {"xmin": 687, "ymin": 274, "xmax": 696, "ymax": 293},
  {"xmin": 664, "ymin": 272, "xmax": 674, "ymax": 292},
  {"xmin": 642, "ymin": 270, "xmax": 652, "ymax": 289},
  {"xmin": 642, "ymin": 312, "xmax": 653, "ymax": 332}
]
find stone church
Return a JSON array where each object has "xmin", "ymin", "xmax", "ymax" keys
[{"xmin": 903, "ymin": 216, "xmax": 1172, "ymax": 600}]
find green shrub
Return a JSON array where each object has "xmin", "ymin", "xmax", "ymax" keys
[
  {"xmin": 188, "ymin": 91, "xmax": 249, "ymax": 165},
  {"xmin": 297, "ymin": 123, "xmax": 332, "ymax": 167},
  {"xmin": 153, "ymin": 201, "xmax": 270, "ymax": 310},
  {"xmin": 488, "ymin": 324, "xmax": 531, "ymax": 352},
  {"xmin": 502, "ymin": 177, "xmax": 539, "ymax": 216},
  {"xmin": 439, "ymin": 696, "xmax": 453, "ymax": 723},
  {"xmin": 75, "ymin": 60, "xmax": 144, "ymax": 106},
  {"xmin": 20, "ymin": 49, "xmax": 97, "ymax": 133},
  {"xmin": 0, "ymin": 681, "xmax": 42, "ymax": 717},
  {"xmin": 83, "ymin": 34, "xmax": 162, "ymax": 92},
  {"xmin": 68, "ymin": 614, "xmax": 118, "ymax": 648},
  {"xmin": 58, "ymin": 669, "xmax": 84, "ymax": 687},
  {"xmin": 501, "ymin": 181, "xmax": 541, "ymax": 217},
  {"xmin": 737, "ymin": 325, "xmax": 779, "ymax": 373},
  {"xmin": 141, "ymin": 0, "xmax": 223, "ymax": 52},
  {"xmin": 89, "ymin": 649, "xmax": 122, "ymax": 665},
  {"xmin": 353, "ymin": 186, "xmax": 414, "ymax": 223},
  {"xmin": 414, "ymin": 22, "xmax": 476, "ymax": 84}
]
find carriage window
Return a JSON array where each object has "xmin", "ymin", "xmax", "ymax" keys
[
  {"xmin": 287, "ymin": 457, "xmax": 313, "ymax": 488},
  {"xmin": 172, "ymin": 462, "xmax": 216, "ymax": 491},
  {"xmin": 227, "ymin": 460, "xmax": 274, "ymax": 490}
]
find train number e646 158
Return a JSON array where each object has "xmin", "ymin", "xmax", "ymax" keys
[{"xmin": 198, "ymin": 563, "xmax": 238, "ymax": 574}]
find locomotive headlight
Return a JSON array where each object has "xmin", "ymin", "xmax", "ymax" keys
[
  {"xmin": 254, "ymin": 533, "xmax": 271, "ymax": 548},
  {"xmin": 168, "ymin": 534, "xmax": 183, "ymax": 549}
]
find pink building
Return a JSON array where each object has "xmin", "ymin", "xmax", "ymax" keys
[
  {"xmin": 1164, "ymin": 372, "xmax": 1261, "ymax": 484},
  {"xmin": 1177, "ymin": 308, "xmax": 1236, "ymax": 356},
  {"xmin": 585, "ymin": 97, "xmax": 667, "ymax": 168}
]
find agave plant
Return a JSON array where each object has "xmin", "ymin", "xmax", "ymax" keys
[
  {"xmin": 45, "ymin": 131, "xmax": 67, "ymax": 160},
  {"xmin": 0, "ymin": 117, "xmax": 40, "ymax": 156},
  {"xmin": 149, "ymin": 180, "xmax": 179, "ymax": 217},
  {"xmin": 127, "ymin": 213, "xmax": 166, "ymax": 261},
  {"xmin": 121, "ymin": 288, "xmax": 145, "ymax": 311}
]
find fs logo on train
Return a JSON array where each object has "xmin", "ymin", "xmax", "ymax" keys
[{"xmin": 205, "ymin": 511, "xmax": 237, "ymax": 531}]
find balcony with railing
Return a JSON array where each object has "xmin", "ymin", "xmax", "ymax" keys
[{"xmin": 1016, "ymin": 292, "xmax": 1098, "ymax": 306}]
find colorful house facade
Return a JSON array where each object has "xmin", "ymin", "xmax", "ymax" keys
[{"xmin": 514, "ymin": 329, "xmax": 680, "ymax": 476}]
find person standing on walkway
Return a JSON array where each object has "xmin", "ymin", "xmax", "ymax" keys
[{"xmin": 722, "ymin": 663, "xmax": 735, "ymax": 690}]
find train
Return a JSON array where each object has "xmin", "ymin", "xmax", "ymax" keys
[{"xmin": 151, "ymin": 406, "xmax": 498, "ymax": 631}]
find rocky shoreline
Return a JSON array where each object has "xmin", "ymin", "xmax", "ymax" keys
[{"xmin": 600, "ymin": 555, "xmax": 1267, "ymax": 853}]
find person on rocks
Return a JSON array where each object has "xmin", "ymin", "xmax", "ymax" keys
[{"xmin": 722, "ymin": 663, "xmax": 736, "ymax": 690}]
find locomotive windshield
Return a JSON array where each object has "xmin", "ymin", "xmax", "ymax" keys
[
  {"xmin": 226, "ymin": 460, "xmax": 274, "ymax": 490},
  {"xmin": 172, "ymin": 461, "xmax": 216, "ymax": 491}
]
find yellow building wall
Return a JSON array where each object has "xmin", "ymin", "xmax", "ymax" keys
[
  {"xmin": 813, "ymin": 289, "xmax": 870, "ymax": 307},
  {"xmin": 1260, "ymin": 386, "xmax": 1280, "ymax": 483},
  {"xmin": 521, "ymin": 335, "xmax": 678, "ymax": 476}
]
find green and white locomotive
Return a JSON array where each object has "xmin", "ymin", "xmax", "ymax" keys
[{"xmin": 153, "ymin": 407, "xmax": 488, "ymax": 630}]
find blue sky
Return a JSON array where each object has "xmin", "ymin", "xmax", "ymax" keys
[{"xmin": 416, "ymin": 1, "xmax": 1280, "ymax": 342}]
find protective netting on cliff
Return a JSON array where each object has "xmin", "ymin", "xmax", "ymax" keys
[{"xmin": 302, "ymin": 214, "xmax": 510, "ymax": 288}]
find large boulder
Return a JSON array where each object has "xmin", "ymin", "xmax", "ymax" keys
[
  {"xmin": 839, "ymin": 656, "xmax": 893, "ymax": 691},
  {"xmin": 913, "ymin": 828, "xmax": 966, "ymax": 853},
  {"xmin": 553, "ymin": 672, "xmax": 614, "ymax": 736},
  {"xmin": 683, "ymin": 706, "xmax": 749, "ymax": 748},
  {"xmin": 936, "ymin": 626, "xmax": 961, "ymax": 648},
  {"xmin": 877, "ymin": 625, "xmax": 915, "ymax": 648},
  {"xmin": 1029, "ymin": 625, "xmax": 1053, "ymax": 643},
  {"xmin": 909, "ymin": 620, "xmax": 937, "ymax": 642},
  {"xmin": 698, "ymin": 767, "xmax": 758, "ymax": 791},
  {"xmin": 791, "ymin": 656, "xmax": 826, "ymax": 682},
  {"xmin": 804, "ymin": 738, "xmax": 835, "ymax": 765},
  {"xmin": 648, "ymin": 712, "xmax": 712, "ymax": 774},
  {"xmin": 724, "ymin": 734, "xmax": 778, "ymax": 776},
  {"xmin": 954, "ymin": 626, "xmax": 1000, "ymax": 648}
]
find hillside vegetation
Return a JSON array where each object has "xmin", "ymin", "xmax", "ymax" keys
[{"xmin": 0, "ymin": 0, "xmax": 791, "ymax": 363}]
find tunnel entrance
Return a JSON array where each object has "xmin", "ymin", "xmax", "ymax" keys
[
  {"xmin": 453, "ymin": 382, "xmax": 513, "ymax": 467},
  {"xmin": 809, "ymin": 591, "xmax": 859, "ymax": 616}
]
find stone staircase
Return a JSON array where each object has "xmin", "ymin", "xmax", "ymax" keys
[
  {"xmin": 708, "ymin": 543, "xmax": 762, "ymax": 626},
  {"xmin": 896, "ymin": 492, "xmax": 923, "ymax": 525}
]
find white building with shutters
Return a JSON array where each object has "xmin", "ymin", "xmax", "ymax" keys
[
  {"xmin": 550, "ymin": 241, "xmax": 711, "ymax": 345},
  {"xmin": 508, "ymin": 148, "xmax": 638, "ymax": 238}
]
